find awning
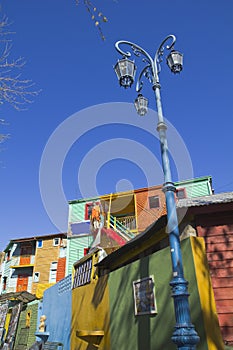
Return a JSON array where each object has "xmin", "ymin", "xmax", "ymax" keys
[{"xmin": 0, "ymin": 291, "xmax": 37, "ymax": 303}]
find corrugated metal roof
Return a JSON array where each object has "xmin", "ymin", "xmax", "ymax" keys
[
  {"xmin": 176, "ymin": 192, "xmax": 233, "ymax": 209},
  {"xmin": 0, "ymin": 291, "xmax": 37, "ymax": 303}
]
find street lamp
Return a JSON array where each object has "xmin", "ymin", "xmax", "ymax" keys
[{"xmin": 114, "ymin": 35, "xmax": 199, "ymax": 349}]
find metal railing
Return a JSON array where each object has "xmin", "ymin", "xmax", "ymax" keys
[
  {"xmin": 116, "ymin": 215, "xmax": 136, "ymax": 231},
  {"xmin": 108, "ymin": 215, "xmax": 135, "ymax": 241}
]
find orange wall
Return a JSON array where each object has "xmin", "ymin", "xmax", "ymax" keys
[
  {"xmin": 56, "ymin": 257, "xmax": 66, "ymax": 282},
  {"xmin": 135, "ymin": 187, "xmax": 165, "ymax": 232}
]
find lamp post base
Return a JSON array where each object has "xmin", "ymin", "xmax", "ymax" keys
[
  {"xmin": 172, "ymin": 325, "xmax": 200, "ymax": 350},
  {"xmin": 170, "ymin": 278, "xmax": 200, "ymax": 349}
]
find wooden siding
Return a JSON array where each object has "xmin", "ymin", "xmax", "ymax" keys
[
  {"xmin": 31, "ymin": 238, "xmax": 60, "ymax": 295},
  {"xmin": 176, "ymin": 180, "xmax": 211, "ymax": 198},
  {"xmin": 66, "ymin": 235, "xmax": 93, "ymax": 275},
  {"xmin": 175, "ymin": 176, "xmax": 212, "ymax": 198},
  {"xmin": 69, "ymin": 202, "xmax": 87, "ymax": 223},
  {"xmin": 14, "ymin": 300, "xmax": 39, "ymax": 350},
  {"xmin": 8, "ymin": 273, "xmax": 17, "ymax": 292},
  {"xmin": 196, "ymin": 211, "xmax": 233, "ymax": 345},
  {"xmin": 56, "ymin": 257, "xmax": 66, "ymax": 282}
]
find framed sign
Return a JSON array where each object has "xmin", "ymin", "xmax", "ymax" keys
[{"xmin": 133, "ymin": 276, "xmax": 157, "ymax": 316}]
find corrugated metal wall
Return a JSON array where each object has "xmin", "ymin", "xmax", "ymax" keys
[
  {"xmin": 175, "ymin": 177, "xmax": 212, "ymax": 198},
  {"xmin": 67, "ymin": 235, "xmax": 93, "ymax": 275},
  {"xmin": 69, "ymin": 202, "xmax": 86, "ymax": 222}
]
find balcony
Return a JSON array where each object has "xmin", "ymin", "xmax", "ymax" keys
[
  {"xmin": 10, "ymin": 255, "xmax": 35, "ymax": 268},
  {"xmin": 116, "ymin": 215, "xmax": 136, "ymax": 231}
]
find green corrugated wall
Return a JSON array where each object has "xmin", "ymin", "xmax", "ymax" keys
[
  {"xmin": 67, "ymin": 235, "xmax": 93, "ymax": 275},
  {"xmin": 69, "ymin": 202, "xmax": 86, "ymax": 223},
  {"xmin": 13, "ymin": 300, "xmax": 39, "ymax": 350},
  {"xmin": 175, "ymin": 177, "xmax": 212, "ymax": 198}
]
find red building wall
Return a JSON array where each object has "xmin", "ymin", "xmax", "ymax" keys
[
  {"xmin": 56, "ymin": 257, "xmax": 66, "ymax": 282},
  {"xmin": 195, "ymin": 209, "xmax": 233, "ymax": 345}
]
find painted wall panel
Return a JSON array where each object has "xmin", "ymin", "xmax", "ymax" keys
[
  {"xmin": 14, "ymin": 300, "xmax": 39, "ymax": 350},
  {"xmin": 108, "ymin": 237, "xmax": 223, "ymax": 350},
  {"xmin": 71, "ymin": 272, "xmax": 110, "ymax": 349},
  {"xmin": 56, "ymin": 257, "xmax": 66, "ymax": 282},
  {"xmin": 70, "ymin": 221, "xmax": 90, "ymax": 235},
  {"xmin": 28, "ymin": 276, "xmax": 33, "ymax": 293},
  {"xmin": 32, "ymin": 238, "xmax": 60, "ymax": 295},
  {"xmin": 69, "ymin": 202, "xmax": 86, "ymax": 223},
  {"xmin": 67, "ymin": 235, "xmax": 93, "ymax": 275},
  {"xmin": 8, "ymin": 274, "xmax": 17, "ymax": 292},
  {"xmin": 196, "ymin": 211, "xmax": 233, "ymax": 345},
  {"xmin": 175, "ymin": 177, "xmax": 212, "ymax": 198},
  {"xmin": 41, "ymin": 275, "xmax": 72, "ymax": 349}
]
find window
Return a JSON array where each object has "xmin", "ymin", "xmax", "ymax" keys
[
  {"xmin": 149, "ymin": 196, "xmax": 160, "ymax": 209},
  {"xmin": 73, "ymin": 258, "xmax": 92, "ymax": 289},
  {"xmin": 20, "ymin": 244, "xmax": 32, "ymax": 255},
  {"xmin": 53, "ymin": 238, "xmax": 60, "ymax": 246},
  {"xmin": 3, "ymin": 277, "xmax": 7, "ymax": 291},
  {"xmin": 176, "ymin": 188, "xmax": 186, "ymax": 199},
  {"xmin": 6, "ymin": 250, "xmax": 11, "ymax": 261},
  {"xmin": 34, "ymin": 272, "xmax": 40, "ymax": 282},
  {"xmin": 49, "ymin": 261, "xmax": 58, "ymax": 283},
  {"xmin": 84, "ymin": 248, "xmax": 90, "ymax": 256},
  {"xmin": 26, "ymin": 311, "xmax": 31, "ymax": 328},
  {"xmin": 37, "ymin": 240, "xmax": 43, "ymax": 248},
  {"xmin": 85, "ymin": 203, "xmax": 94, "ymax": 220}
]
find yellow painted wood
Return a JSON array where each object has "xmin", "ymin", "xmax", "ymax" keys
[
  {"xmin": 190, "ymin": 236, "xmax": 224, "ymax": 350},
  {"xmin": 35, "ymin": 283, "xmax": 55, "ymax": 299},
  {"xmin": 76, "ymin": 330, "xmax": 104, "ymax": 336},
  {"xmin": 10, "ymin": 264, "xmax": 34, "ymax": 268},
  {"xmin": 134, "ymin": 192, "xmax": 138, "ymax": 232},
  {"xmin": 4, "ymin": 311, "xmax": 11, "ymax": 337}
]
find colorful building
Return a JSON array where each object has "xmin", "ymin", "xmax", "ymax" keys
[
  {"xmin": 2, "ymin": 233, "xmax": 67, "ymax": 298},
  {"xmin": 177, "ymin": 191, "xmax": 233, "ymax": 346},
  {"xmin": 35, "ymin": 274, "xmax": 72, "ymax": 349},
  {"xmin": 71, "ymin": 228, "xmax": 223, "ymax": 349},
  {"xmin": 0, "ymin": 291, "xmax": 36, "ymax": 349},
  {"xmin": 68, "ymin": 176, "xmax": 213, "ymax": 243}
]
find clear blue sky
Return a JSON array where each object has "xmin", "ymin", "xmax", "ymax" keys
[{"xmin": 0, "ymin": 0, "xmax": 233, "ymax": 250}]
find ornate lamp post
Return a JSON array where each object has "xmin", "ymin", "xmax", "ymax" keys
[{"xmin": 114, "ymin": 35, "xmax": 199, "ymax": 349}]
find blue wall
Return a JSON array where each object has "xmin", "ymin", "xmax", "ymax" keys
[{"xmin": 41, "ymin": 274, "xmax": 72, "ymax": 349}]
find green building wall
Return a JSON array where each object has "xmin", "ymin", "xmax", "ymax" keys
[
  {"xmin": 175, "ymin": 176, "xmax": 213, "ymax": 198},
  {"xmin": 108, "ymin": 237, "xmax": 223, "ymax": 350},
  {"xmin": 66, "ymin": 235, "xmax": 93, "ymax": 275},
  {"xmin": 13, "ymin": 300, "xmax": 39, "ymax": 350}
]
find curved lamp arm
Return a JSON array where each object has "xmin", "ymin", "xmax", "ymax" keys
[
  {"xmin": 135, "ymin": 64, "xmax": 152, "ymax": 93},
  {"xmin": 115, "ymin": 34, "xmax": 177, "ymax": 84},
  {"xmin": 155, "ymin": 35, "xmax": 177, "ymax": 73},
  {"xmin": 115, "ymin": 40, "xmax": 156, "ymax": 76}
]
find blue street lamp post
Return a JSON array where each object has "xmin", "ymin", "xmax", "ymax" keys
[{"xmin": 114, "ymin": 35, "xmax": 200, "ymax": 349}]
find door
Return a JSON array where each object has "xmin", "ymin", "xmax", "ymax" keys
[{"xmin": 16, "ymin": 275, "xmax": 28, "ymax": 292}]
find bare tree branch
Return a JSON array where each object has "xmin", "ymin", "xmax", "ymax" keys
[
  {"xmin": 76, "ymin": 0, "xmax": 108, "ymax": 40},
  {"xmin": 0, "ymin": 15, "xmax": 40, "ymax": 111}
]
